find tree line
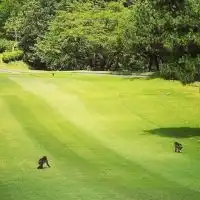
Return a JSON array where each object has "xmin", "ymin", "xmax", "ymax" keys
[{"xmin": 0, "ymin": 0, "xmax": 200, "ymax": 84}]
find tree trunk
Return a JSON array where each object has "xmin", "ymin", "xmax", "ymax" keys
[
  {"xmin": 155, "ymin": 55, "xmax": 159, "ymax": 71},
  {"xmin": 93, "ymin": 53, "xmax": 96, "ymax": 69},
  {"xmin": 148, "ymin": 56, "xmax": 152, "ymax": 72}
]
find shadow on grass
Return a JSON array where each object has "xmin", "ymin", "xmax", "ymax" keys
[
  {"xmin": 146, "ymin": 72, "xmax": 160, "ymax": 79},
  {"xmin": 146, "ymin": 127, "xmax": 200, "ymax": 138}
]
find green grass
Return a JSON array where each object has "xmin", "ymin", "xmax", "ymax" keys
[{"xmin": 0, "ymin": 72, "xmax": 200, "ymax": 200}]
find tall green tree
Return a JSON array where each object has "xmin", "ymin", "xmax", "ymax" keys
[
  {"xmin": 5, "ymin": 0, "xmax": 59, "ymax": 68},
  {"xmin": 0, "ymin": 0, "xmax": 25, "ymax": 37},
  {"xmin": 36, "ymin": 1, "xmax": 130, "ymax": 70}
]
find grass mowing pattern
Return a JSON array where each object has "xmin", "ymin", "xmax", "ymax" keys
[{"xmin": 0, "ymin": 73, "xmax": 200, "ymax": 200}]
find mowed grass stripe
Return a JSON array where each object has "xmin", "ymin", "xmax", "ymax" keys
[
  {"xmin": 0, "ymin": 78, "xmax": 178, "ymax": 200},
  {"xmin": 10, "ymin": 76, "xmax": 200, "ymax": 191},
  {"xmin": 9, "ymin": 76, "xmax": 171, "ymax": 171},
  {"xmin": 0, "ymin": 79, "xmax": 159, "ymax": 199},
  {"xmin": 0, "ymin": 79, "xmax": 80, "ymax": 199},
  {"xmin": 0, "ymin": 79, "xmax": 128, "ymax": 200},
  {"xmin": 0, "ymin": 75, "xmax": 199, "ymax": 199},
  {"xmin": 11, "ymin": 77, "xmax": 200, "ymax": 174},
  {"xmin": 0, "ymin": 78, "xmax": 153, "ymax": 199},
  {"xmin": 53, "ymin": 75, "xmax": 200, "ymax": 191}
]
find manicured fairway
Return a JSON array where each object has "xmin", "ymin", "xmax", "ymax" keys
[{"xmin": 0, "ymin": 72, "xmax": 200, "ymax": 200}]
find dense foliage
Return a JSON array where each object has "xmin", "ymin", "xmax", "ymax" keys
[
  {"xmin": 2, "ymin": 49, "xmax": 23, "ymax": 63},
  {"xmin": 0, "ymin": 0, "xmax": 200, "ymax": 83},
  {"xmin": 124, "ymin": 0, "xmax": 200, "ymax": 84},
  {"xmin": 36, "ymin": 2, "xmax": 129, "ymax": 70}
]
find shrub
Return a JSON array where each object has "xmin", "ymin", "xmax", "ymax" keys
[
  {"xmin": 160, "ymin": 63, "xmax": 177, "ymax": 80},
  {"xmin": 2, "ymin": 50, "xmax": 23, "ymax": 63},
  {"xmin": 160, "ymin": 56, "xmax": 200, "ymax": 84}
]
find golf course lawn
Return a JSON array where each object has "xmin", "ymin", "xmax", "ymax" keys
[{"xmin": 0, "ymin": 72, "xmax": 200, "ymax": 200}]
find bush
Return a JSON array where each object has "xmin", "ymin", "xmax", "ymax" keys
[
  {"xmin": 160, "ymin": 56, "xmax": 200, "ymax": 84},
  {"xmin": 2, "ymin": 50, "xmax": 23, "ymax": 63},
  {"xmin": 160, "ymin": 63, "xmax": 177, "ymax": 80},
  {"xmin": 176, "ymin": 56, "xmax": 200, "ymax": 85}
]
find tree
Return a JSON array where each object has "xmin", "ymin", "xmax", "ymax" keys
[
  {"xmin": 4, "ymin": 0, "xmax": 59, "ymax": 68},
  {"xmin": 35, "ymin": 1, "xmax": 130, "ymax": 70},
  {"xmin": 124, "ymin": 0, "xmax": 200, "ymax": 84},
  {"xmin": 0, "ymin": 0, "xmax": 25, "ymax": 37}
]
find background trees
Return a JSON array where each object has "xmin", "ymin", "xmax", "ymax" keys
[
  {"xmin": 124, "ymin": 0, "xmax": 200, "ymax": 84},
  {"xmin": 0, "ymin": 0, "xmax": 200, "ymax": 84},
  {"xmin": 36, "ymin": 1, "xmax": 129, "ymax": 70},
  {"xmin": 4, "ymin": 0, "xmax": 59, "ymax": 68}
]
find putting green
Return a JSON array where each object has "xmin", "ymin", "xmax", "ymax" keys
[{"xmin": 0, "ymin": 73, "xmax": 200, "ymax": 200}]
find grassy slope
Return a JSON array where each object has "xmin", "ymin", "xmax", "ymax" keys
[{"xmin": 0, "ymin": 73, "xmax": 200, "ymax": 200}]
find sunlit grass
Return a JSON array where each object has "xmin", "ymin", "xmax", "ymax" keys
[{"xmin": 0, "ymin": 73, "xmax": 200, "ymax": 200}]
